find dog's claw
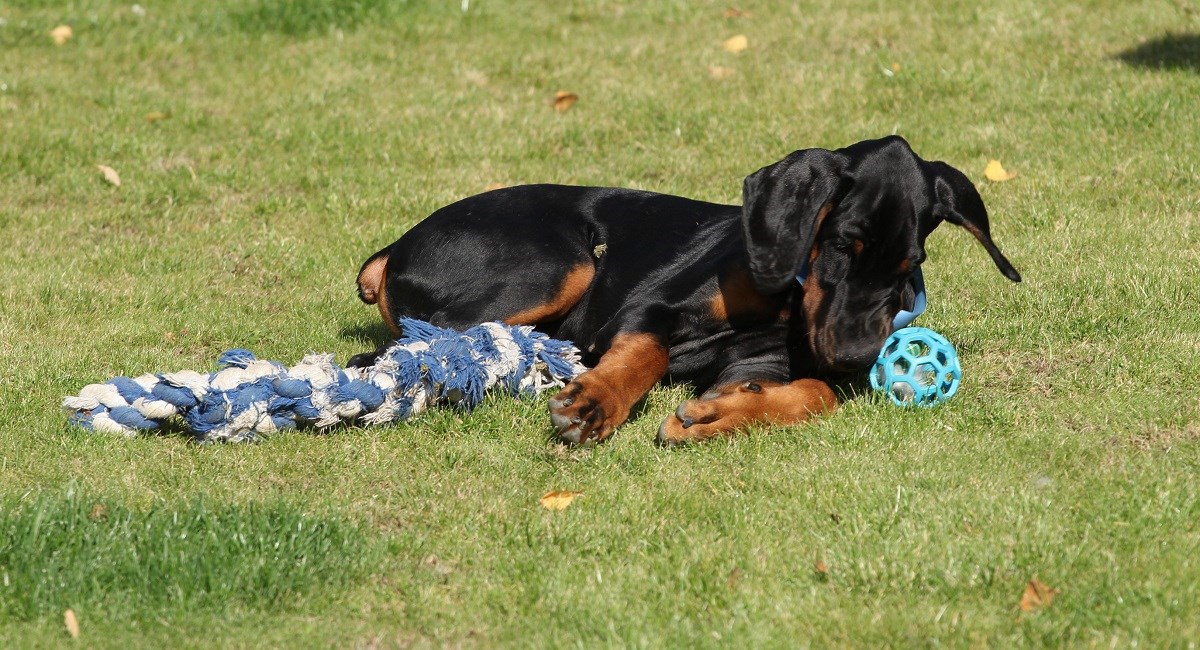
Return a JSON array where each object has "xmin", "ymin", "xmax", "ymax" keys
[
  {"xmin": 547, "ymin": 377, "xmax": 628, "ymax": 445},
  {"xmin": 557, "ymin": 425, "xmax": 582, "ymax": 444},
  {"xmin": 656, "ymin": 421, "xmax": 684, "ymax": 447}
]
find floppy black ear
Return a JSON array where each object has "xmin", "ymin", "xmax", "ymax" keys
[
  {"xmin": 741, "ymin": 149, "xmax": 846, "ymax": 294},
  {"xmin": 925, "ymin": 161, "xmax": 1022, "ymax": 283}
]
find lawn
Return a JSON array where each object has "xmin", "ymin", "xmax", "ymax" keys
[{"xmin": 2, "ymin": 0, "xmax": 1199, "ymax": 646}]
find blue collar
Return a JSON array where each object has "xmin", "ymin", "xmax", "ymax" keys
[{"xmin": 796, "ymin": 265, "xmax": 926, "ymax": 331}]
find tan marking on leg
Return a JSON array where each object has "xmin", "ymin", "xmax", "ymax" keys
[
  {"xmin": 549, "ymin": 332, "xmax": 668, "ymax": 443},
  {"xmin": 373, "ymin": 258, "xmax": 400, "ymax": 335},
  {"xmin": 504, "ymin": 263, "xmax": 595, "ymax": 325},
  {"xmin": 357, "ymin": 254, "xmax": 389, "ymax": 304},
  {"xmin": 657, "ymin": 378, "xmax": 836, "ymax": 444},
  {"xmin": 709, "ymin": 267, "xmax": 785, "ymax": 322}
]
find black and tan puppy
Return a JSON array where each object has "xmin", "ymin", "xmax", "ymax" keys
[{"xmin": 350, "ymin": 136, "xmax": 1021, "ymax": 444}]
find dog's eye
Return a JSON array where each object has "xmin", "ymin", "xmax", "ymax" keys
[
  {"xmin": 831, "ymin": 239, "xmax": 865, "ymax": 257},
  {"xmin": 832, "ymin": 239, "xmax": 861, "ymax": 253},
  {"xmin": 744, "ymin": 382, "xmax": 762, "ymax": 393}
]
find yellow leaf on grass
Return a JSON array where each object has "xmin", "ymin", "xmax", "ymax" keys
[
  {"xmin": 723, "ymin": 34, "xmax": 749, "ymax": 53},
  {"xmin": 64, "ymin": 609, "xmax": 80, "ymax": 638},
  {"xmin": 89, "ymin": 503, "xmax": 108, "ymax": 521},
  {"xmin": 539, "ymin": 490, "xmax": 581, "ymax": 511},
  {"xmin": 50, "ymin": 25, "xmax": 73, "ymax": 46},
  {"xmin": 552, "ymin": 91, "xmax": 578, "ymax": 113},
  {"xmin": 984, "ymin": 159, "xmax": 1018, "ymax": 182},
  {"xmin": 708, "ymin": 65, "xmax": 736, "ymax": 80},
  {"xmin": 146, "ymin": 111, "xmax": 170, "ymax": 123},
  {"xmin": 1019, "ymin": 577, "xmax": 1060, "ymax": 613},
  {"xmin": 97, "ymin": 165, "xmax": 121, "ymax": 187},
  {"xmin": 723, "ymin": 8, "xmax": 751, "ymax": 19}
]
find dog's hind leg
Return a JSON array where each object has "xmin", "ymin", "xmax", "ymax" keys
[{"xmin": 348, "ymin": 241, "xmax": 595, "ymax": 368}]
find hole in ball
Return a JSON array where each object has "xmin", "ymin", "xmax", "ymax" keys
[
  {"xmin": 915, "ymin": 362, "xmax": 937, "ymax": 387},
  {"xmin": 891, "ymin": 381, "xmax": 916, "ymax": 403}
]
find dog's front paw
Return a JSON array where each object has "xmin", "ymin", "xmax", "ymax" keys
[
  {"xmin": 655, "ymin": 379, "xmax": 837, "ymax": 447},
  {"xmin": 655, "ymin": 395, "xmax": 731, "ymax": 446},
  {"xmin": 548, "ymin": 377, "xmax": 628, "ymax": 444}
]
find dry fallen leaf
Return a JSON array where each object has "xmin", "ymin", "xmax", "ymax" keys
[
  {"xmin": 552, "ymin": 91, "xmax": 578, "ymax": 113},
  {"xmin": 422, "ymin": 554, "xmax": 453, "ymax": 580},
  {"xmin": 723, "ymin": 7, "xmax": 751, "ymax": 19},
  {"xmin": 145, "ymin": 111, "xmax": 170, "ymax": 123},
  {"xmin": 50, "ymin": 25, "xmax": 73, "ymax": 46},
  {"xmin": 539, "ymin": 490, "xmax": 581, "ymax": 511},
  {"xmin": 97, "ymin": 165, "xmax": 121, "ymax": 187},
  {"xmin": 64, "ymin": 609, "xmax": 80, "ymax": 639},
  {"xmin": 814, "ymin": 559, "xmax": 829, "ymax": 577},
  {"xmin": 89, "ymin": 503, "xmax": 108, "ymax": 521},
  {"xmin": 708, "ymin": 65, "xmax": 736, "ymax": 80},
  {"xmin": 723, "ymin": 34, "xmax": 749, "ymax": 53},
  {"xmin": 891, "ymin": 62, "xmax": 901, "ymax": 73},
  {"xmin": 1019, "ymin": 577, "xmax": 1060, "ymax": 613},
  {"xmin": 462, "ymin": 69, "xmax": 489, "ymax": 86},
  {"xmin": 726, "ymin": 566, "xmax": 742, "ymax": 589},
  {"xmin": 984, "ymin": 159, "xmax": 1018, "ymax": 182}
]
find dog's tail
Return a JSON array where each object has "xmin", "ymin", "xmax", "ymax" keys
[{"xmin": 356, "ymin": 246, "xmax": 391, "ymax": 305}]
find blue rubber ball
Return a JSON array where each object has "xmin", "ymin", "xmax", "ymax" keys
[{"xmin": 870, "ymin": 327, "xmax": 961, "ymax": 407}]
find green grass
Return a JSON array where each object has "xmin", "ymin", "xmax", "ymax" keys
[
  {"xmin": 2, "ymin": 0, "xmax": 1200, "ymax": 645},
  {"xmin": 0, "ymin": 490, "xmax": 379, "ymax": 619}
]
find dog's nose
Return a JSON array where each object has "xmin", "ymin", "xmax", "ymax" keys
[{"xmin": 830, "ymin": 347, "xmax": 879, "ymax": 372}]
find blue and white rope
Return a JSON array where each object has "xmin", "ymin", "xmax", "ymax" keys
[{"xmin": 62, "ymin": 319, "xmax": 586, "ymax": 443}]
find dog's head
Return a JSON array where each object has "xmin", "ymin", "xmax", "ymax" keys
[{"xmin": 741, "ymin": 135, "xmax": 1021, "ymax": 373}]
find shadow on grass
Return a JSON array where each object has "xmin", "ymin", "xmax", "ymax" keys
[
  {"xmin": 233, "ymin": 0, "xmax": 420, "ymax": 35},
  {"xmin": 829, "ymin": 373, "xmax": 875, "ymax": 404},
  {"xmin": 339, "ymin": 322, "xmax": 393, "ymax": 350},
  {"xmin": 1115, "ymin": 33, "xmax": 1200, "ymax": 72},
  {"xmin": 0, "ymin": 493, "xmax": 379, "ymax": 621}
]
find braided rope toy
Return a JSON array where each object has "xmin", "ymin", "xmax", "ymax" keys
[{"xmin": 62, "ymin": 319, "xmax": 586, "ymax": 443}]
